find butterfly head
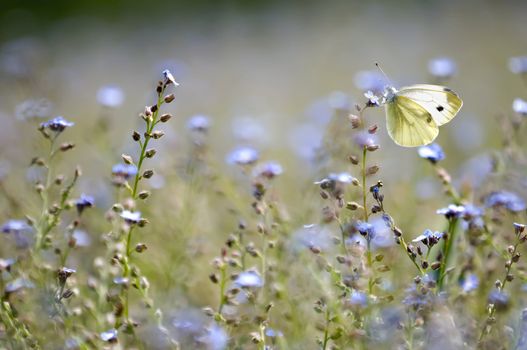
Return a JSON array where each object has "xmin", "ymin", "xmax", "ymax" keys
[{"xmin": 383, "ymin": 86, "xmax": 398, "ymax": 103}]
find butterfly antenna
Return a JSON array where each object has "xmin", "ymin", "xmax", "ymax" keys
[{"xmin": 375, "ymin": 62, "xmax": 392, "ymax": 86}]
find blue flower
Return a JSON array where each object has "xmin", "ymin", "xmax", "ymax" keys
[
  {"xmin": 436, "ymin": 204, "xmax": 465, "ymax": 219},
  {"xmin": 1, "ymin": 219, "xmax": 31, "ymax": 234},
  {"xmin": 100, "ymin": 329, "xmax": 118, "ymax": 342},
  {"xmin": 412, "ymin": 229, "xmax": 443, "ymax": 246},
  {"xmin": 356, "ymin": 221, "xmax": 375, "ymax": 239},
  {"xmin": 226, "ymin": 146, "xmax": 259, "ymax": 166},
  {"xmin": 252, "ymin": 161, "xmax": 283, "ymax": 179},
  {"xmin": 514, "ymin": 222, "xmax": 526, "ymax": 234},
  {"xmin": 74, "ymin": 194, "xmax": 94, "ymax": 213},
  {"xmin": 349, "ymin": 290, "xmax": 368, "ymax": 307},
  {"xmin": 97, "ymin": 85, "xmax": 125, "ymax": 108},
  {"xmin": 197, "ymin": 323, "xmax": 228, "ymax": 350},
  {"xmin": 354, "ymin": 70, "xmax": 387, "ymax": 94},
  {"xmin": 418, "ymin": 143, "xmax": 445, "ymax": 163},
  {"xmin": 111, "ymin": 163, "xmax": 137, "ymax": 179},
  {"xmin": 509, "ymin": 56, "xmax": 527, "ymax": 74},
  {"xmin": 265, "ymin": 328, "xmax": 284, "ymax": 338},
  {"xmin": 187, "ymin": 114, "xmax": 211, "ymax": 132},
  {"xmin": 485, "ymin": 191, "xmax": 526, "ymax": 212},
  {"xmin": 460, "ymin": 273, "xmax": 479, "ymax": 293},
  {"xmin": 5, "ymin": 278, "xmax": 34, "ymax": 293},
  {"xmin": 461, "ymin": 204, "xmax": 485, "ymax": 230},
  {"xmin": 513, "ymin": 98, "xmax": 527, "ymax": 116},
  {"xmin": 488, "ymin": 289, "xmax": 509, "ymax": 309},
  {"xmin": 162, "ymin": 69, "xmax": 179, "ymax": 86},
  {"xmin": 316, "ymin": 172, "xmax": 356, "ymax": 185},
  {"xmin": 234, "ymin": 271, "xmax": 263, "ymax": 288},
  {"xmin": 40, "ymin": 116, "xmax": 74, "ymax": 132},
  {"xmin": 428, "ymin": 57, "xmax": 457, "ymax": 78}
]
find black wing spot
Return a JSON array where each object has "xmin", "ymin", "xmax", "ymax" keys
[
  {"xmin": 427, "ymin": 116, "xmax": 432, "ymax": 123},
  {"xmin": 436, "ymin": 105, "xmax": 444, "ymax": 112}
]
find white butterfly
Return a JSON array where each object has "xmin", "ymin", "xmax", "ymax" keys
[{"xmin": 383, "ymin": 84, "xmax": 463, "ymax": 147}]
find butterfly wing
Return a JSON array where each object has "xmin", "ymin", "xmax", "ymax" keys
[
  {"xmin": 396, "ymin": 84, "xmax": 462, "ymax": 126},
  {"xmin": 385, "ymin": 95, "xmax": 439, "ymax": 147}
]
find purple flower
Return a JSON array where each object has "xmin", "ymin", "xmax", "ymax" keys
[
  {"xmin": 252, "ymin": 161, "xmax": 283, "ymax": 179},
  {"xmin": 513, "ymin": 98, "xmax": 527, "ymax": 116},
  {"xmin": 97, "ymin": 85, "xmax": 125, "ymax": 108},
  {"xmin": 436, "ymin": 204, "xmax": 465, "ymax": 219},
  {"xmin": 40, "ymin": 116, "xmax": 74, "ymax": 132},
  {"xmin": 364, "ymin": 90, "xmax": 381, "ymax": 107},
  {"xmin": 428, "ymin": 57, "xmax": 457, "ymax": 78},
  {"xmin": 226, "ymin": 146, "xmax": 259, "ymax": 166},
  {"xmin": 111, "ymin": 163, "xmax": 137, "ymax": 179},
  {"xmin": 485, "ymin": 191, "xmax": 526, "ymax": 212},
  {"xmin": 0, "ymin": 258, "xmax": 15, "ymax": 271},
  {"xmin": 120, "ymin": 210, "xmax": 142, "ymax": 224},
  {"xmin": 418, "ymin": 143, "xmax": 445, "ymax": 163},
  {"xmin": 353, "ymin": 131, "xmax": 377, "ymax": 148},
  {"xmin": 187, "ymin": 114, "xmax": 211, "ymax": 132},
  {"xmin": 412, "ymin": 229, "xmax": 443, "ymax": 246}
]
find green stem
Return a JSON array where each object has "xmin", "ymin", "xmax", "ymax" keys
[
  {"xmin": 117, "ymin": 88, "xmax": 165, "ymax": 333},
  {"xmin": 321, "ymin": 308, "xmax": 331, "ymax": 350},
  {"xmin": 218, "ymin": 265, "xmax": 227, "ymax": 314},
  {"xmin": 362, "ymin": 145, "xmax": 368, "ymax": 222},
  {"xmin": 438, "ymin": 218, "xmax": 458, "ymax": 290}
]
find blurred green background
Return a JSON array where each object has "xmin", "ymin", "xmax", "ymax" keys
[{"xmin": 1, "ymin": 0, "xmax": 527, "ymax": 348}]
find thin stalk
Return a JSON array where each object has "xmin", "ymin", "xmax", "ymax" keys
[
  {"xmin": 479, "ymin": 237, "xmax": 521, "ymax": 343},
  {"xmin": 361, "ymin": 145, "xmax": 368, "ymax": 222},
  {"xmin": 438, "ymin": 218, "xmax": 458, "ymax": 290}
]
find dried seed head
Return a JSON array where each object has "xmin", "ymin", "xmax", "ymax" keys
[
  {"xmin": 122, "ymin": 154, "xmax": 134, "ymax": 165},
  {"xmin": 132, "ymin": 131, "xmax": 141, "ymax": 141},
  {"xmin": 349, "ymin": 155, "xmax": 359, "ymax": 165},
  {"xmin": 367, "ymin": 165, "xmax": 380, "ymax": 175},
  {"xmin": 368, "ymin": 124, "xmax": 378, "ymax": 134},
  {"xmin": 160, "ymin": 113, "xmax": 172, "ymax": 122},
  {"xmin": 138, "ymin": 191, "xmax": 150, "ymax": 200},
  {"xmin": 60, "ymin": 143, "xmax": 75, "ymax": 152},
  {"xmin": 143, "ymin": 170, "xmax": 154, "ymax": 179},
  {"xmin": 348, "ymin": 114, "xmax": 361, "ymax": 128},
  {"xmin": 145, "ymin": 149, "xmax": 156, "ymax": 158},
  {"xmin": 164, "ymin": 94, "xmax": 175, "ymax": 103},
  {"xmin": 366, "ymin": 144, "xmax": 380, "ymax": 152}
]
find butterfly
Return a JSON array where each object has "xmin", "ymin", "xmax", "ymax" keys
[{"xmin": 383, "ymin": 84, "xmax": 463, "ymax": 147}]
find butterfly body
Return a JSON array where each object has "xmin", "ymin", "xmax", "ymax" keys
[{"xmin": 383, "ymin": 84, "xmax": 463, "ymax": 147}]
